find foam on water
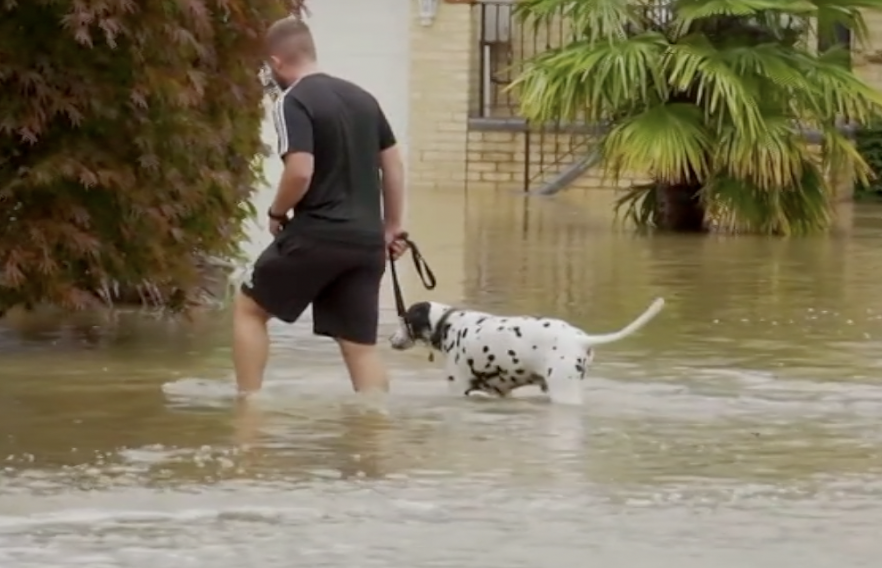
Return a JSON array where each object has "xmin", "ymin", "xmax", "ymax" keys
[
  {"xmin": 161, "ymin": 377, "xmax": 238, "ymax": 405},
  {"xmin": 152, "ymin": 357, "xmax": 882, "ymax": 441},
  {"xmin": 2, "ymin": 475, "xmax": 882, "ymax": 568}
]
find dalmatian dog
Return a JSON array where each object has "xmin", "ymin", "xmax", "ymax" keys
[{"xmin": 390, "ymin": 298, "xmax": 665, "ymax": 405}]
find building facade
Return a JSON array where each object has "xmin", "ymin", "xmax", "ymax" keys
[{"xmin": 298, "ymin": 1, "xmax": 881, "ymax": 196}]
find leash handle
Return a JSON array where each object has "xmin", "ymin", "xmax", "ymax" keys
[
  {"xmin": 397, "ymin": 232, "xmax": 436, "ymax": 291},
  {"xmin": 388, "ymin": 232, "xmax": 436, "ymax": 318}
]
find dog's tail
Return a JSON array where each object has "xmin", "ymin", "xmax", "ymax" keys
[{"xmin": 579, "ymin": 297, "xmax": 665, "ymax": 347}]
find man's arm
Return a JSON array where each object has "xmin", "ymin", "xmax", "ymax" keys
[
  {"xmin": 378, "ymin": 109, "xmax": 404, "ymax": 233},
  {"xmin": 270, "ymin": 96, "xmax": 314, "ymax": 216}
]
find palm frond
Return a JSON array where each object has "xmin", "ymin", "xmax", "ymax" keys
[
  {"xmin": 702, "ymin": 164, "xmax": 831, "ymax": 235},
  {"xmin": 601, "ymin": 103, "xmax": 711, "ymax": 183},
  {"xmin": 663, "ymin": 35, "xmax": 765, "ymax": 135},
  {"xmin": 719, "ymin": 44, "xmax": 810, "ymax": 90},
  {"xmin": 821, "ymin": 124, "xmax": 873, "ymax": 189},
  {"xmin": 614, "ymin": 182, "xmax": 659, "ymax": 229},
  {"xmin": 512, "ymin": 33, "xmax": 669, "ymax": 122},
  {"xmin": 795, "ymin": 49, "xmax": 882, "ymax": 123},
  {"xmin": 515, "ymin": 0, "xmax": 641, "ymax": 43},
  {"xmin": 712, "ymin": 116, "xmax": 808, "ymax": 189},
  {"xmin": 671, "ymin": 0, "xmax": 816, "ymax": 37},
  {"xmin": 812, "ymin": 0, "xmax": 882, "ymax": 46}
]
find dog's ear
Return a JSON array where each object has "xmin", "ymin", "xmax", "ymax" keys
[{"xmin": 404, "ymin": 301, "xmax": 433, "ymax": 339}]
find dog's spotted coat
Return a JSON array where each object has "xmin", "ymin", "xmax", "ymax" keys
[
  {"xmin": 439, "ymin": 313, "xmax": 591, "ymax": 397},
  {"xmin": 391, "ymin": 299, "xmax": 665, "ymax": 405}
]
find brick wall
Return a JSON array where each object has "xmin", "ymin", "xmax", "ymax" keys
[
  {"xmin": 407, "ymin": 3, "xmax": 474, "ymax": 192},
  {"xmin": 855, "ymin": 10, "xmax": 882, "ymax": 91},
  {"xmin": 466, "ymin": 129, "xmax": 648, "ymax": 192},
  {"xmin": 826, "ymin": 9, "xmax": 882, "ymax": 202}
]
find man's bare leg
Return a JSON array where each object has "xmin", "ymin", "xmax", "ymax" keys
[
  {"xmin": 233, "ymin": 396, "xmax": 265, "ymax": 447},
  {"xmin": 232, "ymin": 290, "xmax": 272, "ymax": 394},
  {"xmin": 336, "ymin": 339, "xmax": 389, "ymax": 394}
]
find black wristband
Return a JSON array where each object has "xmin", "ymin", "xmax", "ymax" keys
[{"xmin": 268, "ymin": 208, "xmax": 288, "ymax": 223}]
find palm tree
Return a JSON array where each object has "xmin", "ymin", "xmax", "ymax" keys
[{"xmin": 510, "ymin": 0, "xmax": 882, "ymax": 234}]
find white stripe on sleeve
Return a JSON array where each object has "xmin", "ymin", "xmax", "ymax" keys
[{"xmin": 272, "ymin": 95, "xmax": 288, "ymax": 156}]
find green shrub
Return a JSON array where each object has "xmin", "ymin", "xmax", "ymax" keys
[{"xmin": 0, "ymin": 0, "xmax": 291, "ymax": 313}]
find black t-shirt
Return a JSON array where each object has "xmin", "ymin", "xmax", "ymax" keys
[{"xmin": 272, "ymin": 73, "xmax": 396, "ymax": 246}]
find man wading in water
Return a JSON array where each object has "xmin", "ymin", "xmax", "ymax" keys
[{"xmin": 233, "ymin": 17, "xmax": 407, "ymax": 395}]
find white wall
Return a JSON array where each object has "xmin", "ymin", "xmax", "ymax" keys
[{"xmin": 247, "ymin": 2, "xmax": 412, "ymax": 260}]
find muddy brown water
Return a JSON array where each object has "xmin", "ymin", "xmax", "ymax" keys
[{"xmin": 3, "ymin": 162, "xmax": 882, "ymax": 566}]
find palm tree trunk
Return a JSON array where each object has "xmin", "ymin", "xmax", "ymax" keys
[{"xmin": 653, "ymin": 182, "xmax": 707, "ymax": 232}]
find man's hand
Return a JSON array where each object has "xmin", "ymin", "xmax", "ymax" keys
[
  {"xmin": 269, "ymin": 217, "xmax": 285, "ymax": 236},
  {"xmin": 385, "ymin": 226, "xmax": 408, "ymax": 260},
  {"xmin": 268, "ymin": 209, "xmax": 288, "ymax": 237}
]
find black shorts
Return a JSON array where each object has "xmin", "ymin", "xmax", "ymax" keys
[{"xmin": 240, "ymin": 233, "xmax": 386, "ymax": 345}]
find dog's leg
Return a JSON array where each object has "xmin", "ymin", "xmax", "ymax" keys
[
  {"xmin": 543, "ymin": 352, "xmax": 587, "ymax": 405},
  {"xmin": 545, "ymin": 371, "xmax": 584, "ymax": 405},
  {"xmin": 444, "ymin": 358, "xmax": 470, "ymax": 397}
]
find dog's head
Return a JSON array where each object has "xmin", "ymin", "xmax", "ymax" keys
[{"xmin": 389, "ymin": 301, "xmax": 454, "ymax": 351}]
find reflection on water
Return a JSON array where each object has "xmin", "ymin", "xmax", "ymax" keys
[{"xmin": 3, "ymin": 186, "xmax": 882, "ymax": 567}]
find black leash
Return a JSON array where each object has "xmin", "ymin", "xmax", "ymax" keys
[{"xmin": 389, "ymin": 233, "xmax": 436, "ymax": 321}]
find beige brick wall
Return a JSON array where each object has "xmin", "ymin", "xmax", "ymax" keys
[
  {"xmin": 855, "ymin": 10, "xmax": 882, "ymax": 90},
  {"xmin": 465, "ymin": 132, "xmax": 855, "ymax": 195},
  {"xmin": 407, "ymin": 3, "xmax": 474, "ymax": 191},
  {"xmin": 466, "ymin": 130, "xmax": 647, "ymax": 192}
]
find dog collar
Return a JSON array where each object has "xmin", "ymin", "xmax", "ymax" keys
[{"xmin": 429, "ymin": 307, "xmax": 458, "ymax": 350}]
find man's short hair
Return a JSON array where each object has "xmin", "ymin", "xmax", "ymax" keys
[{"xmin": 266, "ymin": 17, "xmax": 316, "ymax": 61}]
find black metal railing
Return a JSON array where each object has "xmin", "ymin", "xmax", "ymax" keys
[
  {"xmin": 471, "ymin": 1, "xmax": 675, "ymax": 119},
  {"xmin": 472, "ymin": 1, "xmax": 565, "ymax": 118},
  {"xmin": 469, "ymin": 1, "xmax": 673, "ymax": 193},
  {"xmin": 524, "ymin": 126, "xmax": 594, "ymax": 194}
]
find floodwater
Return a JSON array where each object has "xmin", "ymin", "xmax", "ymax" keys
[{"xmin": 4, "ymin": 132, "xmax": 882, "ymax": 567}]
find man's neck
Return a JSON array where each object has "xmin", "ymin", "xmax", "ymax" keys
[{"xmin": 293, "ymin": 63, "xmax": 320, "ymax": 82}]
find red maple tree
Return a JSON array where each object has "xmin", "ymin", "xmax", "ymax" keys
[{"xmin": 0, "ymin": 0, "xmax": 302, "ymax": 314}]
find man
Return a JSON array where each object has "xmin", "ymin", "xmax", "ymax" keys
[{"xmin": 233, "ymin": 17, "xmax": 407, "ymax": 395}]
